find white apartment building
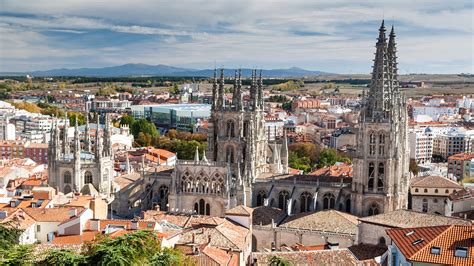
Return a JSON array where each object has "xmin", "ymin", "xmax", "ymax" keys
[
  {"xmin": 409, "ymin": 126, "xmax": 433, "ymax": 164},
  {"xmin": 433, "ymin": 130, "xmax": 474, "ymax": 160},
  {"xmin": 412, "ymin": 105, "xmax": 458, "ymax": 121}
]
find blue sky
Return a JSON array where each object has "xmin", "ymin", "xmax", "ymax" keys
[{"xmin": 0, "ymin": 0, "xmax": 472, "ymax": 74}]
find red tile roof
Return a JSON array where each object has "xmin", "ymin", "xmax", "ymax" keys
[{"xmin": 387, "ymin": 225, "xmax": 473, "ymax": 266}]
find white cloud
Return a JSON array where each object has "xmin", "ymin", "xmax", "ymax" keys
[{"xmin": 0, "ymin": 0, "xmax": 472, "ymax": 73}]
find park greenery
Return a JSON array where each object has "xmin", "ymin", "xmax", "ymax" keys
[
  {"xmin": 272, "ymin": 80, "xmax": 304, "ymax": 91},
  {"xmin": 120, "ymin": 115, "xmax": 207, "ymax": 160},
  {"xmin": 0, "ymin": 224, "xmax": 191, "ymax": 266},
  {"xmin": 288, "ymin": 144, "xmax": 351, "ymax": 173},
  {"xmin": 9, "ymin": 101, "xmax": 86, "ymax": 126}
]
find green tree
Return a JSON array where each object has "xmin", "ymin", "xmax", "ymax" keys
[
  {"xmin": 315, "ymin": 148, "xmax": 351, "ymax": 168},
  {"xmin": 150, "ymin": 248, "xmax": 184, "ymax": 266},
  {"xmin": 0, "ymin": 244, "xmax": 34, "ymax": 266},
  {"xmin": 38, "ymin": 249, "xmax": 87, "ymax": 266},
  {"xmin": 85, "ymin": 230, "xmax": 161, "ymax": 265},
  {"xmin": 269, "ymin": 255, "xmax": 292, "ymax": 266},
  {"xmin": 288, "ymin": 151, "xmax": 311, "ymax": 173},
  {"xmin": 120, "ymin": 115, "xmax": 136, "ymax": 126},
  {"xmin": 131, "ymin": 119, "xmax": 159, "ymax": 138}
]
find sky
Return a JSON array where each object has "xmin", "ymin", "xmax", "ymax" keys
[{"xmin": 0, "ymin": 0, "xmax": 472, "ymax": 74}]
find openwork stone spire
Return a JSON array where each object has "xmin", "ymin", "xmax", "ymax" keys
[{"xmin": 365, "ymin": 20, "xmax": 395, "ymax": 122}]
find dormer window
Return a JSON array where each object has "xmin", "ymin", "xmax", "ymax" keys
[
  {"xmin": 454, "ymin": 247, "xmax": 467, "ymax": 258},
  {"xmin": 430, "ymin": 247, "xmax": 441, "ymax": 255}
]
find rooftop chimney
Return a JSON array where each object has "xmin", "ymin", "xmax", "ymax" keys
[
  {"xmin": 131, "ymin": 220, "xmax": 139, "ymax": 230},
  {"xmin": 90, "ymin": 219, "xmax": 100, "ymax": 231},
  {"xmin": 69, "ymin": 208, "xmax": 77, "ymax": 218}
]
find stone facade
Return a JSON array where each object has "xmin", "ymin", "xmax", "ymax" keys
[
  {"xmin": 146, "ymin": 22, "xmax": 409, "ymax": 219},
  {"xmin": 48, "ymin": 114, "xmax": 114, "ymax": 199}
]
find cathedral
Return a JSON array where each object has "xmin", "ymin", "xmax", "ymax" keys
[
  {"xmin": 162, "ymin": 21, "xmax": 410, "ymax": 217},
  {"xmin": 48, "ymin": 114, "xmax": 114, "ymax": 199},
  {"xmin": 167, "ymin": 69, "xmax": 289, "ymax": 216}
]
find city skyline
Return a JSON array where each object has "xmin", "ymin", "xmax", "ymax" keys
[{"xmin": 1, "ymin": 0, "xmax": 472, "ymax": 74}]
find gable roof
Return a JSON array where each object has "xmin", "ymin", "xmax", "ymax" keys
[
  {"xmin": 225, "ymin": 205, "xmax": 253, "ymax": 217},
  {"xmin": 23, "ymin": 207, "xmax": 85, "ymax": 222},
  {"xmin": 280, "ymin": 210, "xmax": 358, "ymax": 235},
  {"xmin": 387, "ymin": 225, "xmax": 473, "ymax": 265},
  {"xmin": 410, "ymin": 175, "xmax": 462, "ymax": 189},
  {"xmin": 359, "ymin": 209, "xmax": 471, "ymax": 228}
]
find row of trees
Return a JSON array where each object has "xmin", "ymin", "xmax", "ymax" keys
[
  {"xmin": 9, "ymin": 101, "xmax": 86, "ymax": 126},
  {"xmin": 287, "ymin": 143, "xmax": 351, "ymax": 173},
  {"xmin": 0, "ymin": 223, "xmax": 190, "ymax": 265},
  {"xmin": 120, "ymin": 115, "xmax": 207, "ymax": 160}
]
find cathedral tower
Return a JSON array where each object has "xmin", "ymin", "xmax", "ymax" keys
[{"xmin": 351, "ymin": 21, "xmax": 410, "ymax": 216}]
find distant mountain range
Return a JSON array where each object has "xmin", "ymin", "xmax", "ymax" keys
[{"xmin": 0, "ymin": 64, "xmax": 331, "ymax": 78}]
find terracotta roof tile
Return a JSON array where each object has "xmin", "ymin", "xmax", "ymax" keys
[
  {"xmin": 359, "ymin": 210, "xmax": 471, "ymax": 228},
  {"xmin": 23, "ymin": 207, "xmax": 84, "ymax": 222},
  {"xmin": 252, "ymin": 206, "xmax": 286, "ymax": 226},
  {"xmin": 280, "ymin": 210, "xmax": 358, "ymax": 235},
  {"xmin": 387, "ymin": 225, "xmax": 473, "ymax": 266},
  {"xmin": 252, "ymin": 249, "xmax": 360, "ymax": 265},
  {"xmin": 225, "ymin": 205, "xmax": 253, "ymax": 216},
  {"xmin": 410, "ymin": 175, "xmax": 463, "ymax": 189}
]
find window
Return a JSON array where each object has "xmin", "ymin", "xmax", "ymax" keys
[
  {"xmin": 64, "ymin": 171, "xmax": 72, "ymax": 184},
  {"xmin": 433, "ymin": 198, "xmax": 438, "ymax": 203},
  {"xmin": 377, "ymin": 163, "xmax": 384, "ymax": 191},
  {"xmin": 434, "ymin": 189, "xmax": 438, "ymax": 193},
  {"xmin": 256, "ymin": 190, "xmax": 267, "ymax": 206},
  {"xmin": 378, "ymin": 237, "xmax": 386, "ymax": 246},
  {"xmin": 424, "ymin": 188, "xmax": 428, "ymax": 193},
  {"xmin": 415, "ymin": 188, "xmax": 419, "ymax": 192},
  {"xmin": 323, "ymin": 193, "xmax": 335, "ymax": 209},
  {"xmin": 454, "ymin": 247, "xmax": 468, "ymax": 258},
  {"xmin": 300, "ymin": 192, "xmax": 312, "ymax": 213},
  {"xmin": 226, "ymin": 120, "xmax": 235, "ymax": 137},
  {"xmin": 431, "ymin": 247, "xmax": 441, "ymax": 255},
  {"xmin": 278, "ymin": 190, "xmax": 290, "ymax": 210},
  {"xmin": 226, "ymin": 146, "xmax": 234, "ymax": 163},
  {"xmin": 368, "ymin": 203, "xmax": 379, "ymax": 216},
  {"xmin": 369, "ymin": 132, "xmax": 376, "ymax": 155},
  {"xmin": 84, "ymin": 171, "xmax": 93, "ymax": 184},
  {"xmin": 422, "ymin": 198, "xmax": 428, "ymax": 212},
  {"xmin": 445, "ymin": 189, "xmax": 449, "ymax": 193},
  {"xmin": 368, "ymin": 162, "xmax": 375, "ymax": 191},
  {"xmin": 36, "ymin": 224, "xmax": 41, "ymax": 232},
  {"xmin": 194, "ymin": 199, "xmax": 209, "ymax": 215},
  {"xmin": 412, "ymin": 239, "xmax": 424, "ymax": 246}
]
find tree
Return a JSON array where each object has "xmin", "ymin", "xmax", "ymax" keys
[
  {"xmin": 38, "ymin": 249, "xmax": 87, "ymax": 266},
  {"xmin": 120, "ymin": 115, "xmax": 136, "ymax": 126},
  {"xmin": 150, "ymin": 248, "xmax": 184, "ymax": 266},
  {"xmin": 269, "ymin": 256, "xmax": 292, "ymax": 266},
  {"xmin": 288, "ymin": 151, "xmax": 311, "ymax": 173},
  {"xmin": 131, "ymin": 119, "xmax": 159, "ymax": 138},
  {"xmin": 409, "ymin": 159, "xmax": 419, "ymax": 176},
  {"xmin": 315, "ymin": 148, "xmax": 351, "ymax": 169},
  {"xmin": 85, "ymin": 230, "xmax": 161, "ymax": 265},
  {"xmin": 289, "ymin": 143, "xmax": 318, "ymax": 164}
]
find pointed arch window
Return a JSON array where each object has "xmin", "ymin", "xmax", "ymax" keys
[
  {"xmin": 369, "ymin": 132, "xmax": 376, "ymax": 155},
  {"xmin": 368, "ymin": 203, "xmax": 379, "ymax": 216},
  {"xmin": 300, "ymin": 192, "xmax": 312, "ymax": 213},
  {"xmin": 379, "ymin": 132, "xmax": 385, "ymax": 156},
  {"xmin": 368, "ymin": 162, "xmax": 375, "ymax": 191},
  {"xmin": 278, "ymin": 190, "xmax": 290, "ymax": 211},
  {"xmin": 84, "ymin": 171, "xmax": 93, "ymax": 184},
  {"xmin": 226, "ymin": 120, "xmax": 235, "ymax": 137},
  {"xmin": 226, "ymin": 146, "xmax": 234, "ymax": 163},
  {"xmin": 256, "ymin": 190, "xmax": 267, "ymax": 206},
  {"xmin": 323, "ymin": 193, "xmax": 335, "ymax": 209},
  {"xmin": 377, "ymin": 163, "xmax": 384, "ymax": 191}
]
